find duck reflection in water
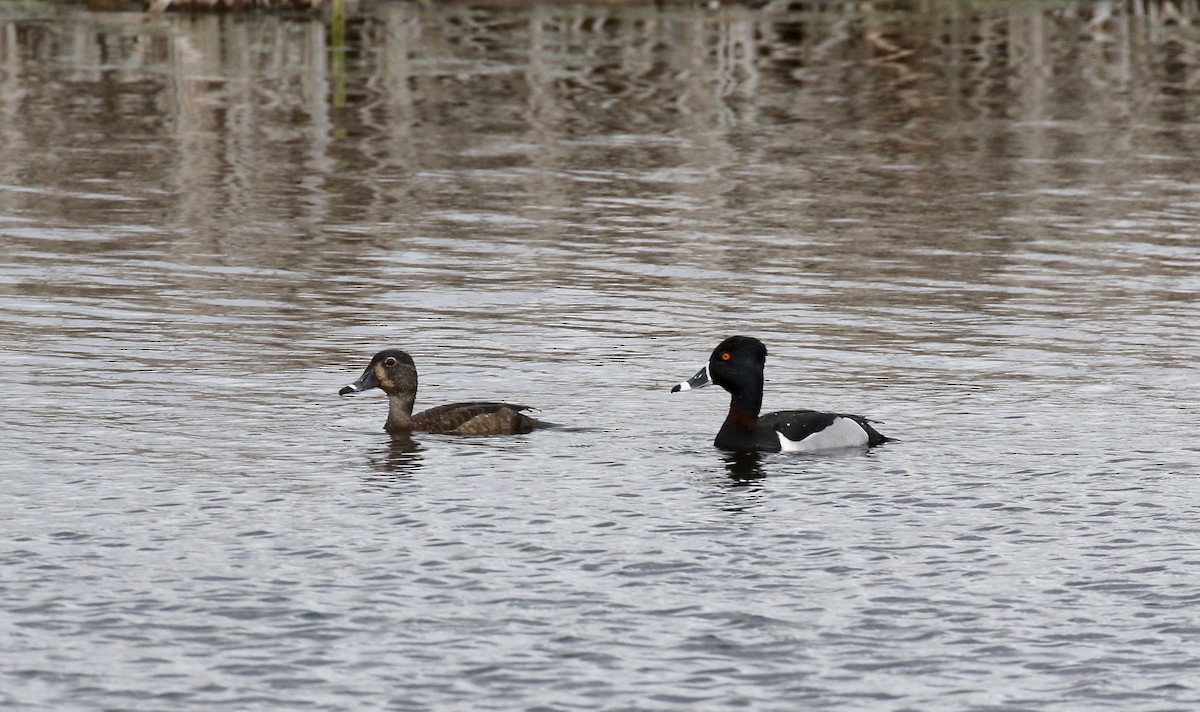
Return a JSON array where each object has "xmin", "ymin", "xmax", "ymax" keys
[
  {"xmin": 724, "ymin": 451, "xmax": 766, "ymax": 482},
  {"xmin": 365, "ymin": 434, "xmax": 425, "ymax": 479}
]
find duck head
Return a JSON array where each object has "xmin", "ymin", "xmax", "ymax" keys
[
  {"xmin": 339, "ymin": 349, "xmax": 418, "ymax": 398},
  {"xmin": 672, "ymin": 336, "xmax": 767, "ymax": 394}
]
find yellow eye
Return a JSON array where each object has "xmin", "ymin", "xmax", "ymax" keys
[
  {"xmin": 720, "ymin": 352, "xmax": 731, "ymax": 361},
  {"xmin": 384, "ymin": 357, "xmax": 397, "ymax": 367}
]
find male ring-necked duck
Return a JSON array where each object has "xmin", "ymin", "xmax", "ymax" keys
[
  {"xmin": 671, "ymin": 336, "xmax": 890, "ymax": 452},
  {"xmin": 340, "ymin": 349, "xmax": 544, "ymax": 436}
]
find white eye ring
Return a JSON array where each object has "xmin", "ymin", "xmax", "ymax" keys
[{"xmin": 384, "ymin": 357, "xmax": 397, "ymax": 367}]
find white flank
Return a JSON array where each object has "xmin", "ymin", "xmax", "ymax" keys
[{"xmin": 778, "ymin": 417, "xmax": 869, "ymax": 452}]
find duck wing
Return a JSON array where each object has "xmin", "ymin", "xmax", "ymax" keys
[
  {"xmin": 413, "ymin": 402, "xmax": 541, "ymax": 435},
  {"xmin": 763, "ymin": 410, "xmax": 890, "ymax": 449}
]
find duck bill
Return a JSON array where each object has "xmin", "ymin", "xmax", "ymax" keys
[
  {"xmin": 339, "ymin": 365, "xmax": 380, "ymax": 396},
  {"xmin": 671, "ymin": 366, "xmax": 711, "ymax": 393}
]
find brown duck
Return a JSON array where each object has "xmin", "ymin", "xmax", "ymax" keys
[{"xmin": 339, "ymin": 349, "xmax": 544, "ymax": 436}]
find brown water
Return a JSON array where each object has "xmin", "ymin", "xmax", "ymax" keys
[{"xmin": 3, "ymin": 1, "xmax": 1200, "ymax": 709}]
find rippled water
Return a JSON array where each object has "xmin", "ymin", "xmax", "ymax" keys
[{"xmin": 3, "ymin": 1, "xmax": 1200, "ymax": 709}]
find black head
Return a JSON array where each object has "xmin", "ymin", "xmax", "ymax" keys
[
  {"xmin": 671, "ymin": 335, "xmax": 769, "ymax": 407},
  {"xmin": 706, "ymin": 336, "xmax": 767, "ymax": 393},
  {"xmin": 339, "ymin": 349, "xmax": 418, "ymax": 397}
]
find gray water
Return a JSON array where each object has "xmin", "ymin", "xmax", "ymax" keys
[{"xmin": 2, "ymin": 1, "xmax": 1200, "ymax": 709}]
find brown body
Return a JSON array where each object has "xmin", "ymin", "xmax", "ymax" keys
[
  {"xmin": 340, "ymin": 349, "xmax": 544, "ymax": 437},
  {"xmin": 393, "ymin": 400, "xmax": 539, "ymax": 436}
]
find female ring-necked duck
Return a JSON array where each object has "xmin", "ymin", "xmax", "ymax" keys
[
  {"xmin": 340, "ymin": 349, "xmax": 544, "ymax": 436},
  {"xmin": 671, "ymin": 336, "xmax": 890, "ymax": 452}
]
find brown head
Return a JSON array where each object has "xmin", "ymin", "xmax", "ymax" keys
[
  {"xmin": 340, "ymin": 349, "xmax": 422, "ymax": 432},
  {"xmin": 339, "ymin": 349, "xmax": 418, "ymax": 399}
]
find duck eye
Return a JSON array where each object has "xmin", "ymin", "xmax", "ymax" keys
[
  {"xmin": 383, "ymin": 357, "xmax": 397, "ymax": 367},
  {"xmin": 720, "ymin": 352, "xmax": 731, "ymax": 361}
]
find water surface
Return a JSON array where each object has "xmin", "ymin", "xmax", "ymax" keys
[{"xmin": 2, "ymin": 1, "xmax": 1200, "ymax": 709}]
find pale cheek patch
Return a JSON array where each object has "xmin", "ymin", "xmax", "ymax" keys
[{"xmin": 778, "ymin": 417, "xmax": 869, "ymax": 452}]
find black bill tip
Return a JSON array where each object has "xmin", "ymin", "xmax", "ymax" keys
[{"xmin": 672, "ymin": 366, "xmax": 711, "ymax": 393}]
